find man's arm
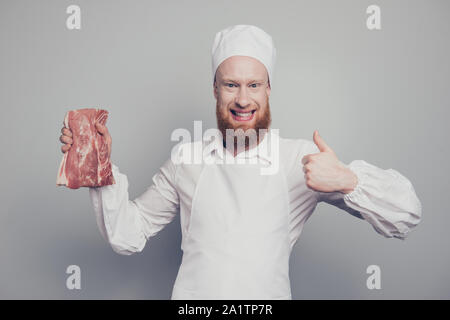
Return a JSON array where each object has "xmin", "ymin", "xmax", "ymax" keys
[
  {"xmin": 89, "ymin": 158, "xmax": 179, "ymax": 255},
  {"xmin": 60, "ymin": 122, "xmax": 179, "ymax": 255},
  {"xmin": 317, "ymin": 159, "xmax": 422, "ymax": 239},
  {"xmin": 302, "ymin": 131, "xmax": 422, "ymax": 240}
]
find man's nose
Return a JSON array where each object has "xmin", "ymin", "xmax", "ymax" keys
[{"xmin": 235, "ymin": 86, "xmax": 251, "ymax": 108}]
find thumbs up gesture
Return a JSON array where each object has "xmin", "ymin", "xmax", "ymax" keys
[{"xmin": 302, "ymin": 131, "xmax": 358, "ymax": 194}]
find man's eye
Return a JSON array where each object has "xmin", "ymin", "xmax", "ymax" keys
[
  {"xmin": 250, "ymin": 83, "xmax": 259, "ymax": 88},
  {"xmin": 227, "ymin": 83, "xmax": 236, "ymax": 88}
]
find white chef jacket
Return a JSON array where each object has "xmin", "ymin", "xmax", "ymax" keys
[{"xmin": 89, "ymin": 129, "xmax": 422, "ymax": 296}]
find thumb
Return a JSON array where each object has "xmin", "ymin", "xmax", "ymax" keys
[
  {"xmin": 313, "ymin": 130, "xmax": 333, "ymax": 153},
  {"xmin": 95, "ymin": 122, "xmax": 108, "ymax": 136},
  {"xmin": 95, "ymin": 122, "xmax": 112, "ymax": 157}
]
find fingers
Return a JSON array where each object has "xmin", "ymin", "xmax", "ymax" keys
[
  {"xmin": 301, "ymin": 154, "xmax": 312, "ymax": 165},
  {"xmin": 61, "ymin": 144, "xmax": 71, "ymax": 153},
  {"xmin": 302, "ymin": 163, "xmax": 313, "ymax": 190},
  {"xmin": 60, "ymin": 135, "xmax": 72, "ymax": 153},
  {"xmin": 59, "ymin": 126, "xmax": 73, "ymax": 153},
  {"xmin": 302, "ymin": 154, "xmax": 313, "ymax": 176},
  {"xmin": 59, "ymin": 123, "xmax": 111, "ymax": 155},
  {"xmin": 302, "ymin": 160, "xmax": 312, "ymax": 172},
  {"xmin": 60, "ymin": 134, "xmax": 73, "ymax": 145},
  {"xmin": 61, "ymin": 127, "xmax": 72, "ymax": 138}
]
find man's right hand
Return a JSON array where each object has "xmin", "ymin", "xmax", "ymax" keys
[
  {"xmin": 59, "ymin": 122, "xmax": 112, "ymax": 159},
  {"xmin": 60, "ymin": 126, "xmax": 73, "ymax": 153}
]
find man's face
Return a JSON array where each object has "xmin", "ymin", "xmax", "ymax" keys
[{"xmin": 214, "ymin": 56, "xmax": 271, "ymax": 147}]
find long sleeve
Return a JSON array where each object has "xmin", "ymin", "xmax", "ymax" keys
[
  {"xmin": 89, "ymin": 158, "xmax": 180, "ymax": 255},
  {"xmin": 317, "ymin": 159, "xmax": 422, "ymax": 240}
]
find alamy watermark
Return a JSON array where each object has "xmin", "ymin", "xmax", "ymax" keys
[
  {"xmin": 66, "ymin": 5, "xmax": 81, "ymax": 30},
  {"xmin": 366, "ymin": 264, "xmax": 381, "ymax": 290},
  {"xmin": 66, "ymin": 265, "xmax": 81, "ymax": 290},
  {"xmin": 170, "ymin": 121, "xmax": 280, "ymax": 175},
  {"xmin": 366, "ymin": 5, "xmax": 381, "ymax": 30}
]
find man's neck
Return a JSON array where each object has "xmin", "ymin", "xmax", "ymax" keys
[{"xmin": 222, "ymin": 129, "xmax": 269, "ymax": 157}]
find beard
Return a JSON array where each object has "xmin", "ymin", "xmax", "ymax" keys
[{"xmin": 216, "ymin": 96, "xmax": 272, "ymax": 152}]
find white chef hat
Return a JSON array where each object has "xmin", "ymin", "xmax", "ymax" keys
[{"xmin": 211, "ymin": 24, "xmax": 276, "ymax": 87}]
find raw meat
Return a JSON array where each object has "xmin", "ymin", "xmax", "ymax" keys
[{"xmin": 57, "ymin": 108, "xmax": 115, "ymax": 189}]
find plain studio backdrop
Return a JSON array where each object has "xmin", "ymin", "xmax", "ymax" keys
[{"xmin": 0, "ymin": 0, "xmax": 448, "ymax": 299}]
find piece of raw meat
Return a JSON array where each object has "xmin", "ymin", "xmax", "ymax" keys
[{"xmin": 57, "ymin": 108, "xmax": 115, "ymax": 189}]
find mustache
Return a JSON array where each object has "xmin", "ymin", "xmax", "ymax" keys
[{"xmin": 215, "ymin": 99, "xmax": 271, "ymax": 148}]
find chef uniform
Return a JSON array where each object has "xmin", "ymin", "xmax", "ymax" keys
[{"xmin": 88, "ymin": 25, "xmax": 422, "ymax": 299}]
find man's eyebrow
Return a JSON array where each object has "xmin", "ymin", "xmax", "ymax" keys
[{"xmin": 221, "ymin": 78, "xmax": 266, "ymax": 83}]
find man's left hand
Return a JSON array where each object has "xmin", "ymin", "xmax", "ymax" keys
[{"xmin": 302, "ymin": 130, "xmax": 358, "ymax": 194}]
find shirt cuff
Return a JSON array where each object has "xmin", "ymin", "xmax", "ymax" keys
[{"xmin": 342, "ymin": 162, "xmax": 367, "ymax": 203}]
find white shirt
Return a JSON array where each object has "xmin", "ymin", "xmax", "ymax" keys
[{"xmin": 89, "ymin": 129, "xmax": 422, "ymax": 257}]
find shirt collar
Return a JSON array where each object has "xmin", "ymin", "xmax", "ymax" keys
[{"xmin": 203, "ymin": 128, "xmax": 277, "ymax": 164}]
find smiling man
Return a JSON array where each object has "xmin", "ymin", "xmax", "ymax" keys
[
  {"xmin": 215, "ymin": 55, "xmax": 272, "ymax": 153},
  {"xmin": 59, "ymin": 24, "xmax": 422, "ymax": 299}
]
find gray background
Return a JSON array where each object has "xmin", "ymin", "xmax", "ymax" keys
[{"xmin": 0, "ymin": 0, "xmax": 448, "ymax": 299}]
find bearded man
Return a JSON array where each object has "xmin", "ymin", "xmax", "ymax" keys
[{"xmin": 59, "ymin": 25, "xmax": 422, "ymax": 300}]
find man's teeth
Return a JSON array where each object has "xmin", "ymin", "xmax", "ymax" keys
[{"xmin": 235, "ymin": 112, "xmax": 252, "ymax": 117}]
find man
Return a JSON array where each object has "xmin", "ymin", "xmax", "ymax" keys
[{"xmin": 59, "ymin": 25, "xmax": 422, "ymax": 299}]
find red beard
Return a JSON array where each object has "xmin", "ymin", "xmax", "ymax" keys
[{"xmin": 216, "ymin": 98, "xmax": 272, "ymax": 152}]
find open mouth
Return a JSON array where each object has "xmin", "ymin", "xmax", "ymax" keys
[{"xmin": 230, "ymin": 109, "xmax": 256, "ymax": 122}]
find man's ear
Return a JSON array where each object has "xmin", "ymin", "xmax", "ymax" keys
[{"xmin": 266, "ymin": 78, "xmax": 271, "ymax": 97}]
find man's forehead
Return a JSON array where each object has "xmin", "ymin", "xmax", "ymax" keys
[
  {"xmin": 217, "ymin": 68, "xmax": 268, "ymax": 84},
  {"xmin": 217, "ymin": 56, "xmax": 267, "ymax": 78}
]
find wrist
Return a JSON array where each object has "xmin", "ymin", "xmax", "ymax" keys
[{"xmin": 340, "ymin": 167, "xmax": 358, "ymax": 194}]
